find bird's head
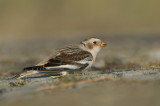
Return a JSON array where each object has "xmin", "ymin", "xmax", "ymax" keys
[{"xmin": 80, "ymin": 37, "xmax": 106, "ymax": 57}]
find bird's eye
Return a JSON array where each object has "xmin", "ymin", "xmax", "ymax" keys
[{"xmin": 93, "ymin": 41, "xmax": 97, "ymax": 44}]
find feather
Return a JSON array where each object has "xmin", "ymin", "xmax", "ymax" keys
[{"xmin": 23, "ymin": 45, "xmax": 92, "ymax": 72}]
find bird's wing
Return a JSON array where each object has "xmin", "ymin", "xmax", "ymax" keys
[{"xmin": 24, "ymin": 46, "xmax": 93, "ymax": 71}]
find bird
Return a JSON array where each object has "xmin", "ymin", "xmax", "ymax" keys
[{"xmin": 17, "ymin": 37, "xmax": 106, "ymax": 79}]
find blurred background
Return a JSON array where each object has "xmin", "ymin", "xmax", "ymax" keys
[{"xmin": 0, "ymin": 0, "xmax": 160, "ymax": 38}]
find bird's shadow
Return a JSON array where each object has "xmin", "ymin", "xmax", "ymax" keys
[{"xmin": 18, "ymin": 74, "xmax": 60, "ymax": 80}]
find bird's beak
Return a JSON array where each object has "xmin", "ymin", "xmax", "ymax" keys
[{"xmin": 100, "ymin": 42, "xmax": 107, "ymax": 47}]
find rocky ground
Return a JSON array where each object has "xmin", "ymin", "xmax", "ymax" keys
[{"xmin": 0, "ymin": 34, "xmax": 160, "ymax": 106}]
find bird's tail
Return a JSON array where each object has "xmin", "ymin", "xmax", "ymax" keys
[
  {"xmin": 24, "ymin": 65, "xmax": 45, "ymax": 71},
  {"xmin": 16, "ymin": 65, "xmax": 45, "ymax": 79},
  {"xmin": 16, "ymin": 70, "xmax": 39, "ymax": 79}
]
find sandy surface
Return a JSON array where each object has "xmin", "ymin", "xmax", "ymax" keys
[{"xmin": 0, "ymin": 34, "xmax": 160, "ymax": 106}]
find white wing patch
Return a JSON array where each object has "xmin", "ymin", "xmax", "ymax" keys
[
  {"xmin": 46, "ymin": 65, "xmax": 79, "ymax": 70},
  {"xmin": 77, "ymin": 60, "xmax": 91, "ymax": 64}
]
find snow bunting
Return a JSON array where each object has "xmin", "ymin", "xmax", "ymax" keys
[{"xmin": 17, "ymin": 38, "xmax": 106, "ymax": 79}]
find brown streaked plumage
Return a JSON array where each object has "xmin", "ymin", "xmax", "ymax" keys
[{"xmin": 17, "ymin": 38, "xmax": 106, "ymax": 79}]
